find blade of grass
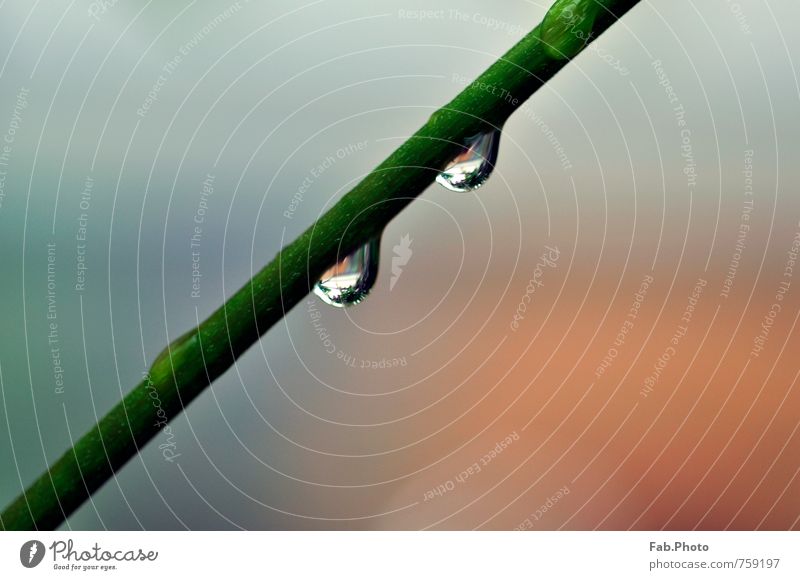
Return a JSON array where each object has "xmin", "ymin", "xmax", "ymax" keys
[{"xmin": 1, "ymin": 0, "xmax": 642, "ymax": 530}]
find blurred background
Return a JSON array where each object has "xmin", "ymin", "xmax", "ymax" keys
[{"xmin": 0, "ymin": 0, "xmax": 799, "ymax": 530}]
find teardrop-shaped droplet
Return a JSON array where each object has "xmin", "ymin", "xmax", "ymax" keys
[
  {"xmin": 436, "ymin": 130, "xmax": 501, "ymax": 192},
  {"xmin": 314, "ymin": 238, "xmax": 380, "ymax": 308}
]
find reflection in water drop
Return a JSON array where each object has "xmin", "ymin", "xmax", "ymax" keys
[
  {"xmin": 314, "ymin": 238, "xmax": 380, "ymax": 308},
  {"xmin": 436, "ymin": 130, "xmax": 501, "ymax": 192}
]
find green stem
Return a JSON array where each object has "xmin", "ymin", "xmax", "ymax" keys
[{"xmin": 1, "ymin": 0, "xmax": 641, "ymax": 531}]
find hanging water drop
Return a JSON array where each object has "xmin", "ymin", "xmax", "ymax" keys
[
  {"xmin": 314, "ymin": 238, "xmax": 380, "ymax": 308},
  {"xmin": 436, "ymin": 129, "xmax": 501, "ymax": 192}
]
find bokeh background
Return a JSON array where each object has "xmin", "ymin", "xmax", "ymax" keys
[{"xmin": 0, "ymin": 0, "xmax": 799, "ymax": 530}]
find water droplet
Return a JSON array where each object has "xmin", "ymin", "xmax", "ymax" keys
[
  {"xmin": 436, "ymin": 130, "xmax": 501, "ymax": 192},
  {"xmin": 314, "ymin": 238, "xmax": 380, "ymax": 307}
]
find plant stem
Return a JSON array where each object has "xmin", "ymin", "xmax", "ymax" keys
[{"xmin": 1, "ymin": 0, "xmax": 641, "ymax": 530}]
